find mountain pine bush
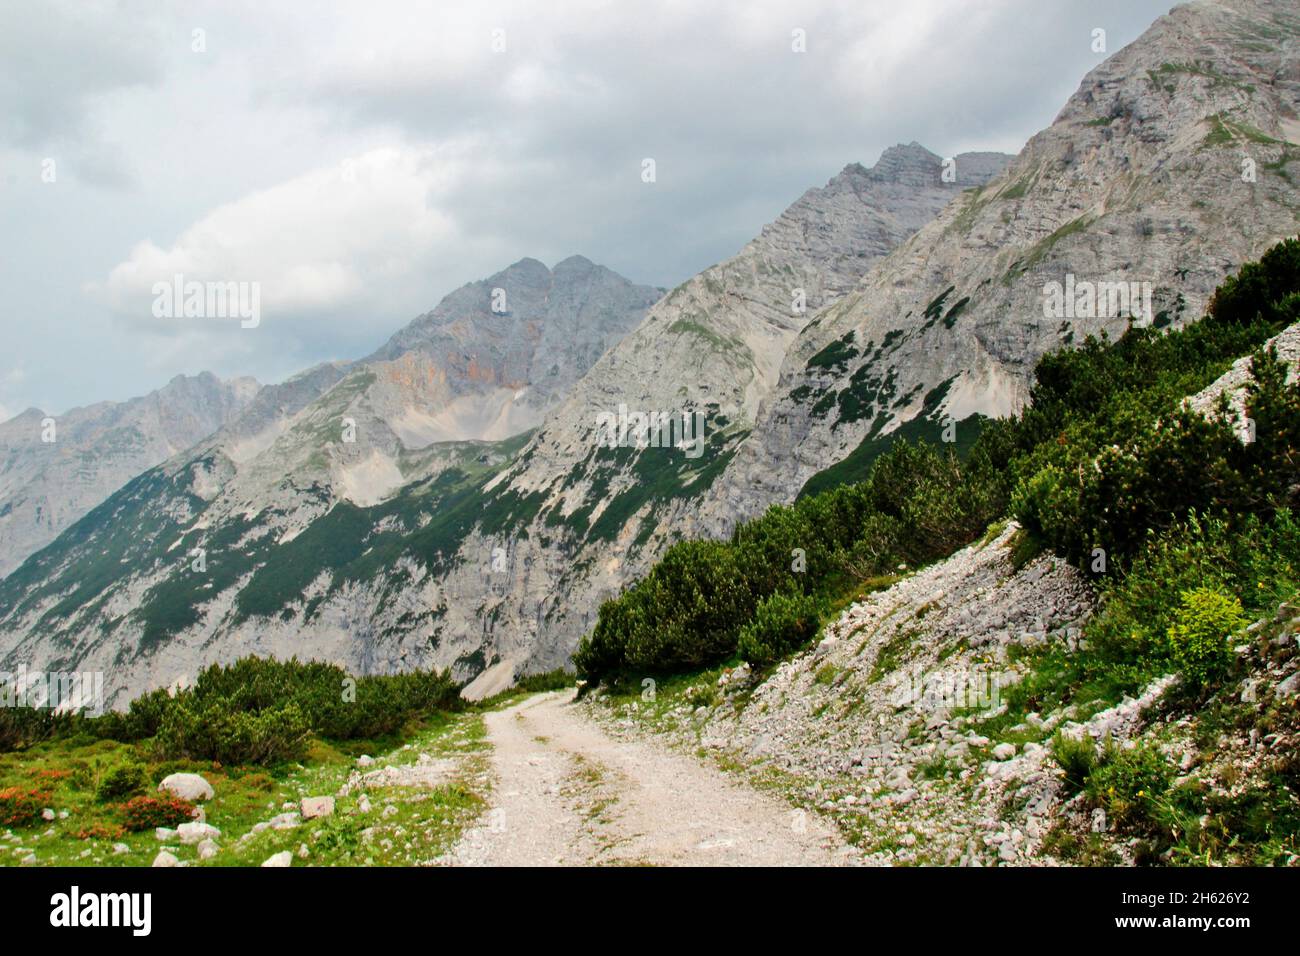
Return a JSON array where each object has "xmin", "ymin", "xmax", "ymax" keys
[
  {"xmin": 76, "ymin": 657, "xmax": 465, "ymax": 765},
  {"xmin": 737, "ymin": 590, "xmax": 824, "ymax": 666}
]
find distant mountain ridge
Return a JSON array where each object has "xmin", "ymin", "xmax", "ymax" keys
[
  {"xmin": 0, "ymin": 137, "xmax": 1012, "ymax": 705},
  {"xmin": 0, "ymin": 257, "xmax": 662, "ymax": 703},
  {"xmin": 0, "ymin": 372, "xmax": 260, "ymax": 578}
]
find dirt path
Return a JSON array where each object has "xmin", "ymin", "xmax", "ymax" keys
[{"xmin": 440, "ymin": 689, "xmax": 854, "ymax": 866}]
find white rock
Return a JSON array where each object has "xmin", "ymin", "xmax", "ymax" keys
[
  {"xmin": 177, "ymin": 821, "xmax": 221, "ymax": 845},
  {"xmin": 992, "ymin": 743, "xmax": 1017, "ymax": 760},
  {"xmin": 41, "ymin": 808, "xmax": 55, "ymax": 822},
  {"xmin": 197, "ymin": 839, "xmax": 220, "ymax": 860},
  {"xmin": 112, "ymin": 843, "xmax": 130, "ymax": 855},
  {"xmin": 261, "ymin": 851, "xmax": 292, "ymax": 868},
  {"xmin": 152, "ymin": 850, "xmax": 179, "ymax": 868},
  {"xmin": 357, "ymin": 795, "xmax": 372, "ymax": 814},
  {"xmin": 158, "ymin": 773, "xmax": 214, "ymax": 802},
  {"xmin": 356, "ymin": 755, "xmax": 375, "ymax": 768},
  {"xmin": 155, "ymin": 827, "xmax": 177, "ymax": 842},
  {"xmin": 301, "ymin": 796, "xmax": 335, "ymax": 820}
]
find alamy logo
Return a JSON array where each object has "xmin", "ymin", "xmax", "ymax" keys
[
  {"xmin": 151, "ymin": 273, "xmax": 261, "ymax": 328},
  {"xmin": 593, "ymin": 404, "xmax": 707, "ymax": 459},
  {"xmin": 50, "ymin": 886, "xmax": 151, "ymax": 936},
  {"xmin": 1042, "ymin": 274, "xmax": 1152, "ymax": 326},
  {"xmin": 890, "ymin": 664, "xmax": 1003, "ymax": 712},
  {"xmin": 1, "ymin": 665, "xmax": 104, "ymax": 717}
]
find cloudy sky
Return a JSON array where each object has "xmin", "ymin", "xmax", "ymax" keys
[{"xmin": 0, "ymin": 0, "xmax": 1175, "ymax": 419}]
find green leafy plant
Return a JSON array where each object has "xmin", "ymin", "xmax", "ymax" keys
[
  {"xmin": 1052, "ymin": 731, "xmax": 1099, "ymax": 794},
  {"xmin": 95, "ymin": 761, "xmax": 149, "ymax": 802},
  {"xmin": 1086, "ymin": 740, "xmax": 1174, "ymax": 830},
  {"xmin": 1166, "ymin": 587, "xmax": 1248, "ymax": 689}
]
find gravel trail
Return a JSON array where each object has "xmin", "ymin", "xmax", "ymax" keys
[{"xmin": 441, "ymin": 689, "xmax": 852, "ymax": 866}]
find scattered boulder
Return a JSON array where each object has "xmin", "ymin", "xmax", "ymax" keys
[
  {"xmin": 155, "ymin": 828, "xmax": 178, "ymax": 842},
  {"xmin": 152, "ymin": 850, "xmax": 179, "ymax": 868},
  {"xmin": 41, "ymin": 808, "xmax": 55, "ymax": 822},
  {"xmin": 814, "ymin": 638, "xmax": 838, "ymax": 659},
  {"xmin": 197, "ymin": 839, "xmax": 220, "ymax": 861},
  {"xmin": 158, "ymin": 773, "xmax": 214, "ymax": 802},
  {"xmin": 992, "ymin": 743, "xmax": 1017, "ymax": 761},
  {"xmin": 301, "ymin": 797, "xmax": 335, "ymax": 820},
  {"xmin": 250, "ymin": 812, "xmax": 300, "ymax": 835},
  {"xmin": 178, "ymin": 821, "xmax": 221, "ymax": 845},
  {"xmin": 261, "ymin": 851, "xmax": 292, "ymax": 868}
]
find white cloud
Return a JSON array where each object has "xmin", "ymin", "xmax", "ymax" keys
[
  {"xmin": 95, "ymin": 145, "xmax": 498, "ymax": 359},
  {"xmin": 5, "ymin": 0, "xmax": 1176, "ymax": 411}
]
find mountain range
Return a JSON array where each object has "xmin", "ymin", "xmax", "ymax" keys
[{"xmin": 2, "ymin": 0, "xmax": 1298, "ymax": 708}]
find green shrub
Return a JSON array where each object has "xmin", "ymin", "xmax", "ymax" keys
[
  {"xmin": 1207, "ymin": 237, "xmax": 1300, "ymax": 326},
  {"xmin": 120, "ymin": 795, "xmax": 195, "ymax": 832},
  {"xmin": 155, "ymin": 699, "xmax": 311, "ymax": 766},
  {"xmin": 512, "ymin": 669, "xmax": 575, "ymax": 693},
  {"xmin": 1166, "ymin": 587, "xmax": 1248, "ymax": 689},
  {"xmin": 0, "ymin": 707, "xmax": 79, "ymax": 753},
  {"xmin": 0, "ymin": 787, "xmax": 48, "ymax": 828},
  {"xmin": 737, "ymin": 591, "xmax": 824, "ymax": 666},
  {"xmin": 1052, "ymin": 731, "xmax": 1098, "ymax": 794},
  {"xmin": 238, "ymin": 772, "xmax": 276, "ymax": 792},
  {"xmin": 86, "ymin": 657, "xmax": 464, "ymax": 764},
  {"xmin": 95, "ymin": 761, "xmax": 149, "ymax": 802},
  {"xmin": 1086, "ymin": 740, "xmax": 1174, "ymax": 830}
]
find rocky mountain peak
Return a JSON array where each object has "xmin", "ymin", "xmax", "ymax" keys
[
  {"xmin": 0, "ymin": 372, "xmax": 263, "ymax": 577},
  {"xmin": 867, "ymin": 141, "xmax": 942, "ymax": 184},
  {"xmin": 696, "ymin": 0, "xmax": 1300, "ymax": 532}
]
